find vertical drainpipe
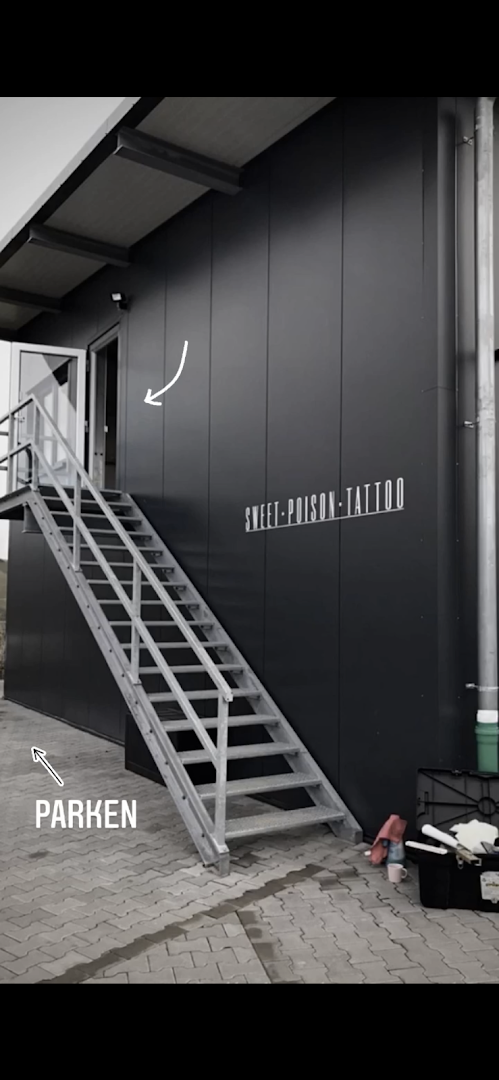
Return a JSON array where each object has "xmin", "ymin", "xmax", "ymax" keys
[{"xmin": 475, "ymin": 96, "xmax": 499, "ymax": 771}]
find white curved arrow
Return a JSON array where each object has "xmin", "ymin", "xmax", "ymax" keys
[{"xmin": 144, "ymin": 340, "xmax": 188, "ymax": 406}]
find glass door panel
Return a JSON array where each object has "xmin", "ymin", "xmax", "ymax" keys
[{"xmin": 9, "ymin": 343, "xmax": 86, "ymax": 491}]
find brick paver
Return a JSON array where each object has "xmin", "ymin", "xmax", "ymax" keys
[{"xmin": 2, "ymin": 691, "xmax": 499, "ymax": 984}]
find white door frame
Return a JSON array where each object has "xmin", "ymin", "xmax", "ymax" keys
[
  {"xmin": 87, "ymin": 325, "xmax": 120, "ymax": 488},
  {"xmin": 10, "ymin": 341, "xmax": 87, "ymax": 467}
]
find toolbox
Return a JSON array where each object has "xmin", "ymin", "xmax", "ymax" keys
[{"xmin": 414, "ymin": 768, "xmax": 499, "ymax": 911}]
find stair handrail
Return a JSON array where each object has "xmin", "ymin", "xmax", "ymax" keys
[
  {"xmin": 2, "ymin": 393, "xmax": 234, "ymax": 842},
  {"xmin": 0, "ymin": 395, "xmax": 234, "ymax": 705}
]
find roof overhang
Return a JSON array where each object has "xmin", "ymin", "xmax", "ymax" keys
[{"xmin": 0, "ymin": 97, "xmax": 335, "ymax": 340}]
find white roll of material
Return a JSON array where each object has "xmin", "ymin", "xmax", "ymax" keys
[
  {"xmin": 421, "ymin": 824, "xmax": 460, "ymax": 850},
  {"xmin": 406, "ymin": 840, "xmax": 447, "ymax": 855}
]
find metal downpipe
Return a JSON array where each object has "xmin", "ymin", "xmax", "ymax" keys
[{"xmin": 475, "ymin": 95, "xmax": 499, "ymax": 771}]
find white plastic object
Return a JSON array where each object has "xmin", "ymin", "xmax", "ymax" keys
[
  {"xmin": 449, "ymin": 819, "xmax": 499, "ymax": 854},
  {"xmin": 421, "ymin": 824, "xmax": 460, "ymax": 849},
  {"xmin": 406, "ymin": 840, "xmax": 447, "ymax": 855}
]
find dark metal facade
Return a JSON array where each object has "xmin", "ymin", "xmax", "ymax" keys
[{"xmin": 5, "ymin": 97, "xmax": 477, "ymax": 835}]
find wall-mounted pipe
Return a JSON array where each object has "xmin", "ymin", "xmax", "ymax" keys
[{"xmin": 475, "ymin": 95, "xmax": 498, "ymax": 771}]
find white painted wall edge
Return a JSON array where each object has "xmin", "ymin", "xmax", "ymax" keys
[{"xmin": 0, "ymin": 96, "xmax": 141, "ymax": 256}]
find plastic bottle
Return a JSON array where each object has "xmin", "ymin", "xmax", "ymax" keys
[{"xmin": 386, "ymin": 839, "xmax": 405, "ymax": 866}]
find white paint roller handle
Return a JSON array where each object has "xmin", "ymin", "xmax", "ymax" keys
[
  {"xmin": 422, "ymin": 824, "xmax": 459, "ymax": 850},
  {"xmin": 406, "ymin": 841, "xmax": 447, "ymax": 855}
]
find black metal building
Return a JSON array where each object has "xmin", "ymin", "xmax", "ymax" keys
[{"xmin": 0, "ymin": 97, "xmax": 493, "ymax": 846}]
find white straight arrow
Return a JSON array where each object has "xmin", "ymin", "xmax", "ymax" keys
[
  {"xmin": 31, "ymin": 746, "xmax": 64, "ymax": 787},
  {"xmin": 144, "ymin": 340, "xmax": 188, "ymax": 406}
]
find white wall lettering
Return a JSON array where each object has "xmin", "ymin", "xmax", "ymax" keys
[
  {"xmin": 245, "ymin": 477, "xmax": 406, "ymax": 533},
  {"xmin": 397, "ymin": 477, "xmax": 404, "ymax": 509}
]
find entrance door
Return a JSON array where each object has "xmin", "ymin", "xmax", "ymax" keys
[
  {"xmin": 9, "ymin": 342, "xmax": 86, "ymax": 492},
  {"xmin": 86, "ymin": 330, "xmax": 119, "ymax": 490}
]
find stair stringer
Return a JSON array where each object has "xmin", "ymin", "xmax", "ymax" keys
[
  {"xmin": 27, "ymin": 489, "xmax": 231, "ymax": 873},
  {"xmin": 127, "ymin": 495, "xmax": 362, "ymax": 844}
]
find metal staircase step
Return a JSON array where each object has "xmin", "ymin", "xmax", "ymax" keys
[
  {"xmin": 100, "ymin": 599, "xmax": 194, "ymax": 606},
  {"xmin": 77, "ymin": 545, "xmax": 163, "ymax": 551},
  {"xmin": 55, "ymin": 512, "xmax": 142, "ymax": 521},
  {"xmin": 141, "ymin": 662, "xmax": 240, "ymax": 674},
  {"xmin": 178, "ymin": 742, "xmax": 300, "ymax": 764},
  {"xmin": 225, "ymin": 806, "xmax": 344, "ymax": 840},
  {"xmin": 149, "ymin": 619, "xmax": 213, "ymax": 627},
  {"xmin": 61, "ymin": 527, "xmax": 151, "ymax": 536},
  {"xmin": 162, "ymin": 714, "xmax": 279, "ymax": 733},
  {"xmin": 109, "ymin": 620, "xmax": 213, "ymax": 628},
  {"xmin": 149, "ymin": 688, "xmax": 260, "ymax": 702},
  {"xmin": 46, "ymin": 498, "xmax": 126, "ymax": 510},
  {"xmin": 80, "ymin": 562, "xmax": 175, "ymax": 570},
  {"xmin": 108, "ymin": 622, "xmax": 212, "ymax": 630},
  {"xmin": 196, "ymin": 772, "xmax": 321, "ymax": 800},
  {"xmin": 123, "ymin": 640, "xmax": 228, "ymax": 650},
  {"xmin": 85, "ymin": 577, "xmax": 183, "ymax": 586},
  {"xmin": 39, "ymin": 486, "xmax": 121, "ymax": 499}
]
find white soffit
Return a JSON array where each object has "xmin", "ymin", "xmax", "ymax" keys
[
  {"xmin": 138, "ymin": 96, "xmax": 336, "ymax": 166},
  {"xmin": 0, "ymin": 241, "xmax": 104, "ymax": 296},
  {"xmin": 48, "ymin": 97, "xmax": 334, "ymax": 247},
  {"xmin": 0, "ymin": 97, "xmax": 335, "ymax": 334},
  {"xmin": 48, "ymin": 158, "xmax": 207, "ymax": 247}
]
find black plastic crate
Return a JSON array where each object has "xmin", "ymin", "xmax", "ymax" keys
[{"xmin": 414, "ymin": 768, "xmax": 499, "ymax": 911}]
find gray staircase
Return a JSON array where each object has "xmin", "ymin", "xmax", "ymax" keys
[{"xmin": 0, "ymin": 392, "xmax": 361, "ymax": 873}]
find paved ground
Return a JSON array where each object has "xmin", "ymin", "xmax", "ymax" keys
[{"xmin": 2, "ymin": 693, "xmax": 499, "ymax": 984}]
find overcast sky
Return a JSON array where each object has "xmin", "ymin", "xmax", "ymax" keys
[{"xmin": 0, "ymin": 98, "xmax": 137, "ymax": 558}]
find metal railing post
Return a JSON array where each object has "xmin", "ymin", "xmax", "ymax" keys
[
  {"xmin": 73, "ymin": 471, "xmax": 81, "ymax": 571},
  {"xmin": 131, "ymin": 559, "xmax": 141, "ymax": 684},
  {"xmin": 32, "ymin": 408, "xmax": 40, "ymax": 492},
  {"xmin": 214, "ymin": 695, "xmax": 229, "ymax": 848},
  {"xmin": 6, "ymin": 413, "xmax": 14, "ymax": 494}
]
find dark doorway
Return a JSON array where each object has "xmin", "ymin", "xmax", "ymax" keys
[{"xmin": 86, "ymin": 332, "xmax": 119, "ymax": 489}]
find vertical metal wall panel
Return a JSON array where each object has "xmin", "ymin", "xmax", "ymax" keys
[
  {"xmin": 160, "ymin": 199, "xmax": 212, "ymax": 593},
  {"xmin": 121, "ymin": 231, "xmax": 166, "ymax": 498},
  {"xmin": 209, "ymin": 157, "xmax": 269, "ymax": 676},
  {"xmin": 5, "ymin": 523, "xmax": 124, "ymax": 741},
  {"xmin": 264, "ymin": 105, "xmax": 343, "ymax": 789},
  {"xmin": 3, "ymin": 522, "xmax": 24, "ymax": 704},
  {"xmin": 61, "ymin": 564, "xmax": 90, "ymax": 734},
  {"xmin": 433, "ymin": 98, "xmax": 460, "ymax": 764},
  {"xmin": 40, "ymin": 529, "xmax": 65, "ymax": 719},
  {"xmin": 339, "ymin": 98, "xmax": 439, "ymax": 829},
  {"xmin": 19, "ymin": 532, "xmax": 44, "ymax": 714}
]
